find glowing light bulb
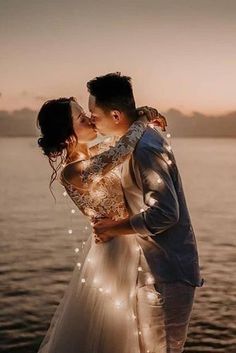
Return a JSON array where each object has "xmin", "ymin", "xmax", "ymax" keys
[
  {"xmin": 129, "ymin": 291, "xmax": 135, "ymax": 299},
  {"xmin": 92, "ymin": 175, "xmax": 101, "ymax": 183},
  {"xmin": 166, "ymin": 133, "xmax": 171, "ymax": 138},
  {"xmin": 146, "ymin": 274, "xmax": 155, "ymax": 284},
  {"xmin": 74, "ymin": 248, "xmax": 79, "ymax": 253},
  {"xmin": 114, "ymin": 300, "xmax": 122, "ymax": 309},
  {"xmin": 157, "ymin": 177, "xmax": 162, "ymax": 184},
  {"xmin": 76, "ymin": 262, "xmax": 81, "ymax": 268},
  {"xmin": 167, "ymin": 159, "xmax": 172, "ymax": 165},
  {"xmin": 147, "ymin": 292, "xmax": 157, "ymax": 301},
  {"xmin": 149, "ymin": 197, "xmax": 156, "ymax": 206},
  {"xmin": 71, "ymin": 209, "xmax": 76, "ymax": 214},
  {"xmin": 68, "ymin": 229, "xmax": 73, "ymax": 234},
  {"xmin": 81, "ymin": 278, "xmax": 86, "ymax": 283},
  {"xmin": 82, "ymin": 241, "xmax": 86, "ymax": 245},
  {"xmin": 138, "ymin": 266, "xmax": 143, "ymax": 272},
  {"xmin": 63, "ymin": 191, "xmax": 67, "ymax": 196}
]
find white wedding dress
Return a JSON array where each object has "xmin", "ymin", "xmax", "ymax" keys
[{"xmin": 37, "ymin": 120, "xmax": 165, "ymax": 353}]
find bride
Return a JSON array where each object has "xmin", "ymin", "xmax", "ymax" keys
[{"xmin": 36, "ymin": 96, "xmax": 167, "ymax": 353}]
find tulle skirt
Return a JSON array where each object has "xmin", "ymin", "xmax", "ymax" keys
[{"xmin": 37, "ymin": 233, "xmax": 165, "ymax": 353}]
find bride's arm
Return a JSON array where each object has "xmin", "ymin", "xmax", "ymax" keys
[
  {"xmin": 62, "ymin": 107, "xmax": 167, "ymax": 190},
  {"xmin": 62, "ymin": 115, "xmax": 156, "ymax": 190},
  {"xmin": 62, "ymin": 118, "xmax": 147, "ymax": 190},
  {"xmin": 88, "ymin": 107, "xmax": 167, "ymax": 157}
]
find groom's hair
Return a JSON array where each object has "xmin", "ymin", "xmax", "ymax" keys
[{"xmin": 87, "ymin": 72, "xmax": 137, "ymax": 120}]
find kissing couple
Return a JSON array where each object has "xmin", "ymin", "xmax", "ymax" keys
[{"xmin": 36, "ymin": 72, "xmax": 204, "ymax": 353}]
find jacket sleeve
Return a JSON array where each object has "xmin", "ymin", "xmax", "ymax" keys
[{"xmin": 129, "ymin": 145, "xmax": 180, "ymax": 236}]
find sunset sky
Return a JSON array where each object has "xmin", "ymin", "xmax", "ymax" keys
[{"xmin": 0, "ymin": 0, "xmax": 235, "ymax": 115}]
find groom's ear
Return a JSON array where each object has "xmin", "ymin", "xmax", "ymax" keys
[{"xmin": 111, "ymin": 110, "xmax": 122, "ymax": 125}]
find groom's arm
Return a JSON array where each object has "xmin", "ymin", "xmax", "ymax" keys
[{"xmin": 129, "ymin": 145, "xmax": 180, "ymax": 236}]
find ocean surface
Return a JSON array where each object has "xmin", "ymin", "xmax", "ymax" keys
[{"xmin": 0, "ymin": 137, "xmax": 236, "ymax": 353}]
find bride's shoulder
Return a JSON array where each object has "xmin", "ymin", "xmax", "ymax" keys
[{"xmin": 60, "ymin": 161, "xmax": 84, "ymax": 189}]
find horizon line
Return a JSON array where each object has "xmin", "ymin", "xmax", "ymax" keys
[{"xmin": 1, "ymin": 106, "xmax": 236, "ymax": 118}]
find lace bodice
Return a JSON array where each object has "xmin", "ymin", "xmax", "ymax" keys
[
  {"xmin": 60, "ymin": 166, "xmax": 128, "ymax": 221},
  {"xmin": 59, "ymin": 118, "xmax": 154, "ymax": 222}
]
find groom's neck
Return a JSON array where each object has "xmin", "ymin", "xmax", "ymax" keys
[{"xmin": 115, "ymin": 113, "xmax": 137, "ymax": 137}]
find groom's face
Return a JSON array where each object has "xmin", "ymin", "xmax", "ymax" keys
[{"xmin": 88, "ymin": 94, "xmax": 118, "ymax": 136}]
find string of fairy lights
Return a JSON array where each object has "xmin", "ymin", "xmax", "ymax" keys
[{"xmin": 58, "ymin": 129, "xmax": 172, "ymax": 351}]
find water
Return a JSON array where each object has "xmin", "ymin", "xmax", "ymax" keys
[{"xmin": 0, "ymin": 137, "xmax": 235, "ymax": 353}]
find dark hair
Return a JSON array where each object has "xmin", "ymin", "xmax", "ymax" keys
[
  {"xmin": 36, "ymin": 97, "xmax": 78, "ymax": 200},
  {"xmin": 87, "ymin": 72, "xmax": 137, "ymax": 120}
]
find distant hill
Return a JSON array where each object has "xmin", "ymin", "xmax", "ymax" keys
[
  {"xmin": 0, "ymin": 109, "xmax": 38, "ymax": 137},
  {"xmin": 166, "ymin": 109, "xmax": 236, "ymax": 137},
  {"xmin": 0, "ymin": 108, "xmax": 236, "ymax": 137}
]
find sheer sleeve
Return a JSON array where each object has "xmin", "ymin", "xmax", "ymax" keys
[{"xmin": 62, "ymin": 117, "xmax": 150, "ymax": 190}]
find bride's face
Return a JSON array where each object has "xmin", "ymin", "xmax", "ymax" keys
[{"xmin": 70, "ymin": 101, "xmax": 97, "ymax": 142}]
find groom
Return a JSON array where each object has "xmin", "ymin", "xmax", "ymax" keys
[{"xmin": 88, "ymin": 72, "xmax": 204, "ymax": 352}]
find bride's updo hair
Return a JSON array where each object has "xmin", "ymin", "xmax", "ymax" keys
[{"xmin": 36, "ymin": 96, "xmax": 78, "ymax": 200}]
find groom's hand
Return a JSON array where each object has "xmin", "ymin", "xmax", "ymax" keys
[
  {"xmin": 93, "ymin": 218, "xmax": 135, "ymax": 244},
  {"xmin": 93, "ymin": 219, "xmax": 116, "ymax": 244}
]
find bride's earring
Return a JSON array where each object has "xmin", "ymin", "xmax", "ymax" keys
[{"xmin": 113, "ymin": 112, "xmax": 120, "ymax": 125}]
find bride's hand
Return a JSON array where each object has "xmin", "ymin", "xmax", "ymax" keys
[
  {"xmin": 137, "ymin": 106, "xmax": 167, "ymax": 131},
  {"xmin": 93, "ymin": 218, "xmax": 117, "ymax": 244}
]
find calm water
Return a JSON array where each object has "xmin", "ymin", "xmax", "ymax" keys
[{"xmin": 0, "ymin": 137, "xmax": 236, "ymax": 353}]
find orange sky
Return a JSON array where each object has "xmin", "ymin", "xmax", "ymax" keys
[{"xmin": 0, "ymin": 0, "xmax": 235, "ymax": 115}]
